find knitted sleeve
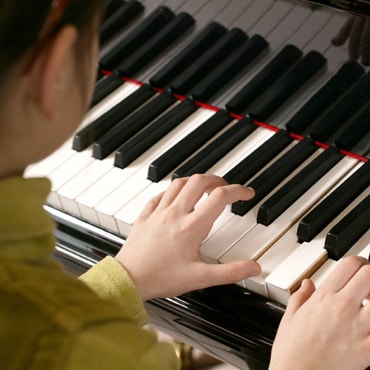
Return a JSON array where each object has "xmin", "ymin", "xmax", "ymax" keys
[{"xmin": 79, "ymin": 256, "xmax": 148, "ymax": 327}]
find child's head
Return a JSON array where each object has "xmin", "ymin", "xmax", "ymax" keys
[
  {"xmin": 0, "ymin": 0, "xmax": 105, "ymax": 85},
  {"xmin": 0, "ymin": 0, "xmax": 105, "ymax": 177}
]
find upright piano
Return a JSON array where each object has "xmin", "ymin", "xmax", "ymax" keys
[{"xmin": 25, "ymin": 0, "xmax": 370, "ymax": 368}]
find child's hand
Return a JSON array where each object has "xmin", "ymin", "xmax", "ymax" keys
[
  {"xmin": 269, "ymin": 256, "xmax": 370, "ymax": 370},
  {"xmin": 115, "ymin": 174, "xmax": 261, "ymax": 301}
]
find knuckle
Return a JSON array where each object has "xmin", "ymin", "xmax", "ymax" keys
[
  {"xmin": 171, "ymin": 177, "xmax": 187, "ymax": 188},
  {"xmin": 342, "ymin": 255, "xmax": 367, "ymax": 270},
  {"xmin": 188, "ymin": 173, "xmax": 204, "ymax": 186},
  {"xmin": 211, "ymin": 185, "xmax": 228, "ymax": 200},
  {"xmin": 359, "ymin": 263, "xmax": 370, "ymax": 278}
]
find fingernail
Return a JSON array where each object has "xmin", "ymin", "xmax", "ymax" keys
[
  {"xmin": 247, "ymin": 187, "xmax": 255, "ymax": 196},
  {"xmin": 251, "ymin": 262, "xmax": 261, "ymax": 276}
]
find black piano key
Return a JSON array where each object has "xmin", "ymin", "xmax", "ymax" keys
[
  {"xmin": 309, "ymin": 71, "xmax": 370, "ymax": 142},
  {"xmin": 325, "ymin": 194, "xmax": 370, "ymax": 260},
  {"xmin": 335, "ymin": 102, "xmax": 370, "ymax": 152},
  {"xmin": 99, "ymin": 6, "xmax": 175, "ymax": 71},
  {"xmin": 232, "ymin": 138, "xmax": 320, "ymax": 217},
  {"xmin": 104, "ymin": 0, "xmax": 126, "ymax": 20},
  {"xmin": 246, "ymin": 50, "xmax": 327, "ymax": 122},
  {"xmin": 256, "ymin": 146, "xmax": 343, "ymax": 224},
  {"xmin": 99, "ymin": 0, "xmax": 144, "ymax": 45},
  {"xmin": 172, "ymin": 117, "xmax": 257, "ymax": 179},
  {"xmin": 147, "ymin": 109, "xmax": 233, "ymax": 182},
  {"xmin": 149, "ymin": 22, "xmax": 227, "ymax": 89},
  {"xmin": 169, "ymin": 28, "xmax": 248, "ymax": 96},
  {"xmin": 117, "ymin": 12, "xmax": 195, "ymax": 77},
  {"xmin": 297, "ymin": 160, "xmax": 370, "ymax": 242},
  {"xmin": 73, "ymin": 84, "xmax": 155, "ymax": 151},
  {"xmin": 90, "ymin": 71, "xmax": 124, "ymax": 107},
  {"xmin": 226, "ymin": 44, "xmax": 303, "ymax": 114},
  {"xmin": 191, "ymin": 34, "xmax": 268, "ymax": 102},
  {"xmin": 93, "ymin": 91, "xmax": 177, "ymax": 159},
  {"xmin": 114, "ymin": 99, "xmax": 198, "ymax": 168},
  {"xmin": 286, "ymin": 61, "xmax": 365, "ymax": 134},
  {"xmin": 223, "ymin": 129, "xmax": 293, "ymax": 185}
]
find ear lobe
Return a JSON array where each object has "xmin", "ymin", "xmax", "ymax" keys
[{"xmin": 37, "ymin": 25, "xmax": 78, "ymax": 119}]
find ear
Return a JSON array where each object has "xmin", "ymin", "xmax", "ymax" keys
[{"xmin": 36, "ymin": 26, "xmax": 78, "ymax": 119}]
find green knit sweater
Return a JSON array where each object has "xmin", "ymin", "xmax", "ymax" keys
[{"xmin": 0, "ymin": 176, "xmax": 179, "ymax": 370}]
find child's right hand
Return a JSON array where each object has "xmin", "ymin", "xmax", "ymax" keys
[{"xmin": 269, "ymin": 256, "xmax": 370, "ymax": 370}]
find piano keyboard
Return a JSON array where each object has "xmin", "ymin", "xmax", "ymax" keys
[{"xmin": 25, "ymin": 0, "xmax": 370, "ymax": 307}]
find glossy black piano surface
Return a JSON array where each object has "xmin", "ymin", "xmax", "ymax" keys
[{"xmin": 27, "ymin": 0, "xmax": 370, "ymax": 369}]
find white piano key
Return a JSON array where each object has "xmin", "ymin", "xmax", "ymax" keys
[
  {"xmin": 266, "ymin": 239, "xmax": 328, "ymax": 305},
  {"xmin": 58, "ymin": 155, "xmax": 115, "ymax": 216},
  {"xmin": 115, "ymin": 176, "xmax": 172, "ymax": 236},
  {"xmin": 96, "ymin": 165, "xmax": 154, "ymax": 232},
  {"xmin": 46, "ymin": 150, "xmax": 95, "ymax": 209},
  {"xmin": 163, "ymin": 0, "xmax": 188, "ymax": 12},
  {"xmin": 213, "ymin": 0, "xmax": 253, "ymax": 27},
  {"xmin": 232, "ymin": 0, "xmax": 274, "ymax": 31},
  {"xmin": 245, "ymin": 224, "xmax": 299, "ymax": 297},
  {"xmin": 77, "ymin": 165, "xmax": 140, "ymax": 225},
  {"xmin": 266, "ymin": 5, "xmax": 312, "ymax": 48},
  {"xmin": 194, "ymin": 0, "xmax": 231, "ymax": 20},
  {"xmin": 288, "ymin": 7, "xmax": 333, "ymax": 50},
  {"xmin": 219, "ymin": 155, "xmax": 358, "ymax": 266},
  {"xmin": 24, "ymin": 140, "xmax": 76, "ymax": 179},
  {"xmin": 310, "ymin": 230, "xmax": 370, "ymax": 288},
  {"xmin": 248, "ymin": 1, "xmax": 294, "ymax": 38},
  {"xmin": 303, "ymin": 13, "xmax": 348, "ymax": 54},
  {"xmin": 357, "ymin": 233, "xmax": 370, "ymax": 260}
]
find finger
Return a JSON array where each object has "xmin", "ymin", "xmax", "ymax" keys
[
  {"xmin": 174, "ymin": 174, "xmax": 229, "ymax": 213},
  {"xmin": 332, "ymin": 16, "xmax": 355, "ymax": 45},
  {"xmin": 341, "ymin": 263, "xmax": 370, "ymax": 305},
  {"xmin": 193, "ymin": 184, "xmax": 255, "ymax": 231},
  {"xmin": 360, "ymin": 19, "xmax": 370, "ymax": 65},
  {"xmin": 285, "ymin": 279, "xmax": 315, "ymax": 316},
  {"xmin": 156, "ymin": 177, "xmax": 188, "ymax": 209},
  {"xmin": 349, "ymin": 16, "xmax": 366, "ymax": 60},
  {"xmin": 138, "ymin": 191, "xmax": 164, "ymax": 219},
  {"xmin": 194, "ymin": 260, "xmax": 261, "ymax": 288},
  {"xmin": 318, "ymin": 256, "xmax": 368, "ymax": 293}
]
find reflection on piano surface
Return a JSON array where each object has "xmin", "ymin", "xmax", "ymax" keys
[{"xmin": 25, "ymin": 0, "xmax": 370, "ymax": 368}]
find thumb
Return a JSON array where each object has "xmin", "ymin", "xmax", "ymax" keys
[
  {"xmin": 199, "ymin": 260, "xmax": 261, "ymax": 287},
  {"xmin": 285, "ymin": 279, "xmax": 315, "ymax": 316}
]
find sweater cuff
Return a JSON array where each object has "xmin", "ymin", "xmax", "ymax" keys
[{"xmin": 79, "ymin": 256, "xmax": 148, "ymax": 327}]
